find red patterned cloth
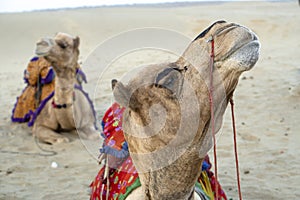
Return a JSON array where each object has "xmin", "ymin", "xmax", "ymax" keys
[
  {"xmin": 90, "ymin": 103, "xmax": 140, "ymax": 200},
  {"xmin": 90, "ymin": 157, "xmax": 140, "ymax": 200},
  {"xmin": 101, "ymin": 102, "xmax": 126, "ymax": 152},
  {"xmin": 90, "ymin": 103, "xmax": 227, "ymax": 200}
]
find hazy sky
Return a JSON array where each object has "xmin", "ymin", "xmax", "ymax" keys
[
  {"xmin": 0, "ymin": 0, "xmax": 269, "ymax": 13},
  {"xmin": 0, "ymin": 0, "xmax": 210, "ymax": 12}
]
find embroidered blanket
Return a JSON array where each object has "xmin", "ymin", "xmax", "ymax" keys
[{"xmin": 11, "ymin": 57, "xmax": 55, "ymax": 123}]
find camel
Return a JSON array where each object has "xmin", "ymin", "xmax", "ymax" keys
[
  {"xmin": 33, "ymin": 32, "xmax": 98, "ymax": 144},
  {"xmin": 113, "ymin": 21, "xmax": 260, "ymax": 200}
]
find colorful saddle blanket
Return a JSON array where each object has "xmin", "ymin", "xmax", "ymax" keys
[
  {"xmin": 90, "ymin": 103, "xmax": 227, "ymax": 200},
  {"xmin": 11, "ymin": 57, "xmax": 55, "ymax": 123},
  {"xmin": 11, "ymin": 56, "xmax": 91, "ymax": 127}
]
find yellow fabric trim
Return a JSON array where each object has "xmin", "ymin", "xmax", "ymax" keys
[{"xmin": 199, "ymin": 171, "xmax": 214, "ymax": 200}]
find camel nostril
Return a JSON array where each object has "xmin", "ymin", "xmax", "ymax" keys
[
  {"xmin": 35, "ymin": 38, "xmax": 54, "ymax": 56},
  {"xmin": 36, "ymin": 38, "xmax": 54, "ymax": 47},
  {"xmin": 252, "ymin": 34, "xmax": 258, "ymax": 41},
  {"xmin": 37, "ymin": 40, "xmax": 48, "ymax": 46}
]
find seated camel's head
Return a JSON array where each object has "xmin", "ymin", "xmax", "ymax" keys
[{"xmin": 35, "ymin": 32, "xmax": 80, "ymax": 69}]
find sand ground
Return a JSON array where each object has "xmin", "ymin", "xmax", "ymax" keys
[{"xmin": 0, "ymin": 1, "xmax": 299, "ymax": 199}]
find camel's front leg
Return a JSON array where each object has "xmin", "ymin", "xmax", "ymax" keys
[
  {"xmin": 32, "ymin": 102, "xmax": 69, "ymax": 144},
  {"xmin": 33, "ymin": 124, "xmax": 69, "ymax": 144}
]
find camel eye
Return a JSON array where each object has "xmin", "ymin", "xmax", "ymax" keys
[{"xmin": 57, "ymin": 41, "xmax": 68, "ymax": 49}]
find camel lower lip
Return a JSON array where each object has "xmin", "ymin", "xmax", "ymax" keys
[
  {"xmin": 226, "ymin": 38, "xmax": 259, "ymax": 60},
  {"xmin": 35, "ymin": 50, "xmax": 48, "ymax": 56},
  {"xmin": 35, "ymin": 44, "xmax": 52, "ymax": 56},
  {"xmin": 241, "ymin": 39, "xmax": 260, "ymax": 53},
  {"xmin": 232, "ymin": 39, "xmax": 260, "ymax": 70}
]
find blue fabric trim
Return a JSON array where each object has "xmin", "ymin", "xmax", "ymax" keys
[
  {"xmin": 23, "ymin": 69, "xmax": 29, "ymax": 84},
  {"xmin": 30, "ymin": 57, "xmax": 39, "ymax": 62},
  {"xmin": 76, "ymin": 68, "xmax": 87, "ymax": 83},
  {"xmin": 40, "ymin": 67, "xmax": 55, "ymax": 84},
  {"xmin": 28, "ymin": 91, "xmax": 54, "ymax": 127},
  {"xmin": 11, "ymin": 112, "xmax": 31, "ymax": 123},
  {"xmin": 11, "ymin": 86, "xmax": 33, "ymax": 123},
  {"xmin": 100, "ymin": 146, "xmax": 129, "ymax": 158},
  {"xmin": 75, "ymin": 84, "xmax": 98, "ymax": 130},
  {"xmin": 202, "ymin": 160, "xmax": 210, "ymax": 171},
  {"xmin": 101, "ymin": 120, "xmax": 105, "ymax": 130},
  {"xmin": 101, "ymin": 132, "xmax": 106, "ymax": 139},
  {"xmin": 122, "ymin": 141, "xmax": 128, "ymax": 151}
]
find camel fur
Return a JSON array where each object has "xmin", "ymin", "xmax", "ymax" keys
[
  {"xmin": 33, "ymin": 32, "xmax": 98, "ymax": 144},
  {"xmin": 113, "ymin": 21, "xmax": 260, "ymax": 200}
]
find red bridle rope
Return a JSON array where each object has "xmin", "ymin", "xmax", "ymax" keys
[
  {"xmin": 230, "ymin": 98, "xmax": 243, "ymax": 200},
  {"xmin": 208, "ymin": 36, "xmax": 243, "ymax": 200},
  {"xmin": 208, "ymin": 36, "xmax": 219, "ymax": 199}
]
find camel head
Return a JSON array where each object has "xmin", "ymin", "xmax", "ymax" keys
[
  {"xmin": 35, "ymin": 32, "xmax": 80, "ymax": 73},
  {"xmin": 113, "ymin": 20, "xmax": 260, "ymax": 161},
  {"xmin": 114, "ymin": 20, "xmax": 260, "ymax": 119},
  {"xmin": 113, "ymin": 21, "xmax": 260, "ymax": 199}
]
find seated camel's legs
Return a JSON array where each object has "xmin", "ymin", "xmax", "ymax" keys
[
  {"xmin": 32, "ymin": 103, "xmax": 69, "ymax": 144},
  {"xmin": 33, "ymin": 124, "xmax": 69, "ymax": 144}
]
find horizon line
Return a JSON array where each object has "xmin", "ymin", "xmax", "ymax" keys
[{"xmin": 0, "ymin": 0, "xmax": 293, "ymax": 14}]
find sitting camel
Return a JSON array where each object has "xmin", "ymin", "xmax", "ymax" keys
[
  {"xmin": 112, "ymin": 21, "xmax": 260, "ymax": 199},
  {"xmin": 33, "ymin": 32, "xmax": 98, "ymax": 144}
]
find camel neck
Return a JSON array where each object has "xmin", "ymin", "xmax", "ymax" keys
[
  {"xmin": 53, "ymin": 70, "xmax": 76, "ymax": 105},
  {"xmin": 143, "ymin": 150, "xmax": 203, "ymax": 200}
]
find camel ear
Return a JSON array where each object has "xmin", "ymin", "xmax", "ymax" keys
[
  {"xmin": 113, "ymin": 81, "xmax": 130, "ymax": 108},
  {"xmin": 73, "ymin": 36, "xmax": 80, "ymax": 49},
  {"xmin": 111, "ymin": 79, "xmax": 118, "ymax": 90}
]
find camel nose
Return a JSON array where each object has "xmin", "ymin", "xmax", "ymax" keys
[
  {"xmin": 252, "ymin": 33, "xmax": 258, "ymax": 41},
  {"xmin": 36, "ymin": 38, "xmax": 54, "ymax": 47},
  {"xmin": 35, "ymin": 38, "xmax": 54, "ymax": 56}
]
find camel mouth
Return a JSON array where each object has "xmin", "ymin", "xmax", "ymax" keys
[
  {"xmin": 35, "ymin": 38, "xmax": 54, "ymax": 57},
  {"xmin": 35, "ymin": 49, "xmax": 50, "ymax": 56},
  {"xmin": 216, "ymin": 24, "xmax": 260, "ymax": 71},
  {"xmin": 194, "ymin": 21, "xmax": 260, "ymax": 72},
  {"xmin": 229, "ymin": 36, "xmax": 260, "ymax": 71}
]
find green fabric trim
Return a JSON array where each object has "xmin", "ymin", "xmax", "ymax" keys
[
  {"xmin": 195, "ymin": 181, "xmax": 211, "ymax": 200},
  {"xmin": 118, "ymin": 177, "xmax": 141, "ymax": 200},
  {"xmin": 195, "ymin": 181, "xmax": 202, "ymax": 190},
  {"xmin": 118, "ymin": 178, "xmax": 209, "ymax": 200}
]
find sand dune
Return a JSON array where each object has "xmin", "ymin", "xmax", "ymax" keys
[{"xmin": 0, "ymin": 1, "xmax": 299, "ymax": 199}]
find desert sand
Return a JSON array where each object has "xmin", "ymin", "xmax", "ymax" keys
[{"xmin": 0, "ymin": 1, "xmax": 299, "ymax": 199}]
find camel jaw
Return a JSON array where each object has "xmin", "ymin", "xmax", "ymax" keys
[{"xmin": 35, "ymin": 38, "xmax": 54, "ymax": 57}]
